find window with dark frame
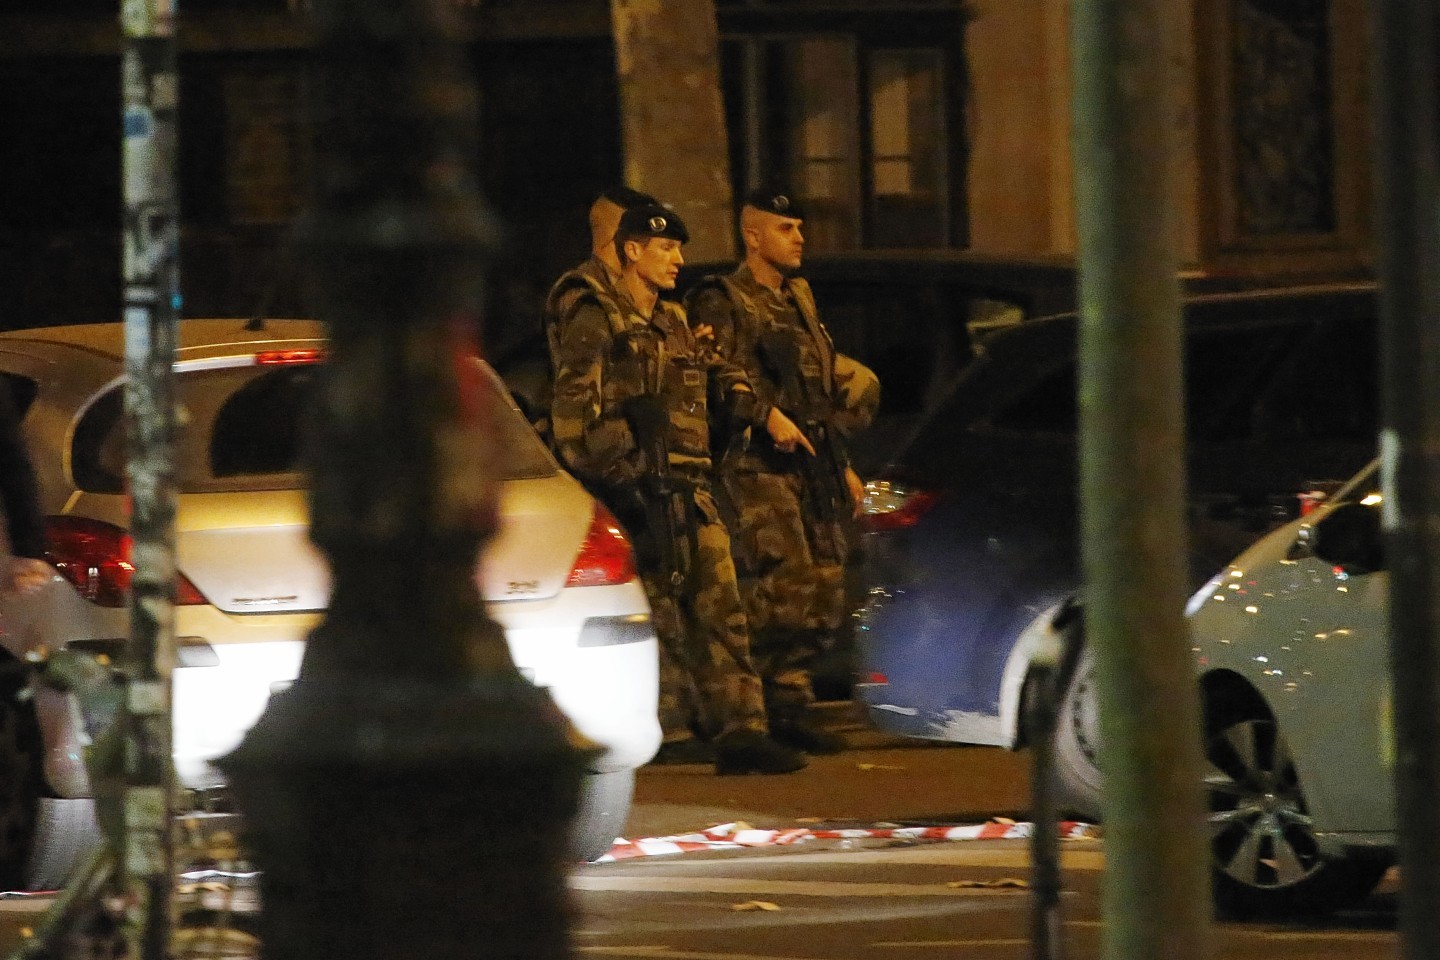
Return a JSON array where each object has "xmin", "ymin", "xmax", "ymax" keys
[{"xmin": 720, "ymin": 22, "xmax": 961, "ymax": 251}]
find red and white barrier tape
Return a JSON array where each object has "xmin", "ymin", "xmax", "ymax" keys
[
  {"xmin": 2, "ymin": 822, "xmax": 1100, "ymax": 896},
  {"xmin": 595, "ymin": 818, "xmax": 1098, "ymax": 863}
]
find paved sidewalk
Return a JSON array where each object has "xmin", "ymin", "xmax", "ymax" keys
[
  {"xmin": 0, "ymin": 700, "xmax": 1035, "ymax": 958},
  {"xmin": 627, "ymin": 699, "xmax": 1036, "ymax": 840}
]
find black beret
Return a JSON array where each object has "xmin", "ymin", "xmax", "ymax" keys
[
  {"xmin": 598, "ymin": 185, "xmax": 658, "ymax": 210},
  {"xmin": 616, "ymin": 203, "xmax": 690, "ymax": 244},
  {"xmin": 742, "ymin": 188, "xmax": 805, "ymax": 220}
]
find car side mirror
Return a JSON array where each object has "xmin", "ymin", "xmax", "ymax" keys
[{"xmin": 1311, "ymin": 501, "xmax": 1384, "ymax": 574}]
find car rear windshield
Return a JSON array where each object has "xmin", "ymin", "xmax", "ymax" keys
[
  {"xmin": 985, "ymin": 299, "xmax": 1378, "ymax": 444},
  {"xmin": 72, "ymin": 362, "xmax": 555, "ymax": 494},
  {"xmin": 818, "ymin": 281, "xmax": 1027, "ymax": 419}
]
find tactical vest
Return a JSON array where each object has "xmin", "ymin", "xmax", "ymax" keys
[
  {"xmin": 575, "ymin": 291, "xmax": 714, "ymax": 474},
  {"xmin": 543, "ymin": 260, "xmax": 626, "ymax": 379},
  {"xmin": 533, "ymin": 264, "xmax": 624, "ymax": 449},
  {"xmin": 651, "ymin": 301, "xmax": 713, "ymax": 472},
  {"xmin": 695, "ymin": 272, "xmax": 835, "ymax": 411}
]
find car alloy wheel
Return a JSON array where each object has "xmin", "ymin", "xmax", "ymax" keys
[
  {"xmin": 1205, "ymin": 715, "xmax": 1321, "ymax": 891},
  {"xmin": 1067, "ymin": 657, "xmax": 1100, "ymax": 766},
  {"xmin": 1204, "ymin": 706, "xmax": 1389, "ymax": 917},
  {"xmin": 1051, "ymin": 641, "xmax": 1103, "ymax": 821}
]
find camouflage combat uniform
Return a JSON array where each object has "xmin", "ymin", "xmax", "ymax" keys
[
  {"xmin": 544, "ymin": 256, "xmax": 618, "ymax": 365},
  {"xmin": 686, "ymin": 264, "xmax": 880, "ymax": 716},
  {"xmin": 549, "ymin": 283, "xmax": 769, "ymax": 743},
  {"xmin": 534, "ymin": 256, "xmax": 620, "ymax": 439}
]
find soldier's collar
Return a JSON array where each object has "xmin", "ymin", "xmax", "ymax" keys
[
  {"xmin": 733, "ymin": 262, "xmax": 794, "ymax": 304},
  {"xmin": 615, "ymin": 285, "xmax": 677, "ymax": 329}
]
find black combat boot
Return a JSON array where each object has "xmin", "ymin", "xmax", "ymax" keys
[
  {"xmin": 713, "ymin": 729, "xmax": 808, "ymax": 775},
  {"xmin": 649, "ymin": 738, "xmax": 716, "ymax": 765},
  {"xmin": 769, "ymin": 705, "xmax": 846, "ymax": 756}
]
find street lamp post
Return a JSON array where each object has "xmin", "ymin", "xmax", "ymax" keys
[
  {"xmin": 1071, "ymin": 2, "xmax": 1212, "ymax": 959},
  {"xmin": 219, "ymin": 2, "xmax": 588, "ymax": 958},
  {"xmin": 1370, "ymin": 4, "xmax": 1440, "ymax": 959},
  {"xmin": 118, "ymin": 0, "xmax": 181, "ymax": 957}
]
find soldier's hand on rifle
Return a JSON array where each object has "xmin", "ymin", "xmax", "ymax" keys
[
  {"xmin": 844, "ymin": 465, "xmax": 865, "ymax": 518},
  {"xmin": 766, "ymin": 407, "xmax": 816, "ymax": 456}
]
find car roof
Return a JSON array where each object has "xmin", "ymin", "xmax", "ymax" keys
[
  {"xmin": 1016, "ymin": 279, "xmax": 1379, "ymax": 329},
  {"xmin": 0, "ymin": 318, "xmax": 326, "ymax": 363},
  {"xmin": 799, "ymin": 254, "xmax": 1376, "ymax": 310},
  {"xmin": 676, "ymin": 250, "xmax": 1081, "ymax": 308},
  {"xmin": 676, "ymin": 251, "xmax": 1374, "ymax": 333},
  {"xmin": 795, "ymin": 248, "xmax": 1080, "ymax": 275}
]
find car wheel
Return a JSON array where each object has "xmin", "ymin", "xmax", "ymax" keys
[
  {"xmin": 0, "ymin": 671, "xmax": 43, "ymax": 891},
  {"xmin": 24, "ymin": 798, "xmax": 100, "ymax": 892},
  {"xmin": 1205, "ymin": 700, "xmax": 1389, "ymax": 918},
  {"xmin": 571, "ymin": 769, "xmax": 634, "ymax": 863},
  {"xmin": 0, "ymin": 672, "xmax": 100, "ymax": 892},
  {"xmin": 1052, "ymin": 645, "xmax": 1103, "ymax": 822}
]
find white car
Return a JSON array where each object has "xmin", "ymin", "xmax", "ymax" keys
[
  {"xmin": 1184, "ymin": 458, "xmax": 1393, "ymax": 916},
  {"xmin": 1052, "ymin": 460, "xmax": 1394, "ymax": 917},
  {"xmin": 0, "ymin": 319, "xmax": 660, "ymax": 890}
]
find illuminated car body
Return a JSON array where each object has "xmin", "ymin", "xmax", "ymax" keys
[
  {"xmin": 0, "ymin": 319, "xmax": 658, "ymax": 889},
  {"xmin": 1183, "ymin": 459, "xmax": 1393, "ymax": 914}
]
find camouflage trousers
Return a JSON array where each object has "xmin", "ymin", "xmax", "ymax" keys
[
  {"xmin": 639, "ymin": 485, "xmax": 768, "ymax": 743},
  {"xmin": 720, "ymin": 468, "xmax": 847, "ymax": 712}
]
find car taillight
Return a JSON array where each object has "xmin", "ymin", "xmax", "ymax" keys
[
  {"xmin": 255, "ymin": 348, "xmax": 325, "ymax": 366},
  {"xmin": 45, "ymin": 516, "xmax": 208, "ymax": 607},
  {"xmin": 566, "ymin": 504, "xmax": 637, "ymax": 588},
  {"xmin": 860, "ymin": 480, "xmax": 941, "ymax": 532},
  {"xmin": 1297, "ymin": 489, "xmax": 1328, "ymax": 516}
]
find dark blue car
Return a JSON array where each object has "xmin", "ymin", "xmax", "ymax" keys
[{"xmin": 853, "ymin": 281, "xmax": 1380, "ymax": 818}]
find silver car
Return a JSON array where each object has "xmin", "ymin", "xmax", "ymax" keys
[
  {"xmin": 1183, "ymin": 458, "xmax": 1392, "ymax": 916},
  {"xmin": 1052, "ymin": 461, "xmax": 1393, "ymax": 916},
  {"xmin": 0, "ymin": 319, "xmax": 660, "ymax": 890}
]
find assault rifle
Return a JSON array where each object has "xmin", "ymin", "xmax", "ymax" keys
[
  {"xmin": 621, "ymin": 393, "xmax": 707, "ymax": 669},
  {"xmin": 757, "ymin": 329, "xmax": 849, "ymax": 563}
]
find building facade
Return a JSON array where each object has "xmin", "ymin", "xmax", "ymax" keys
[{"xmin": 0, "ymin": 0, "xmax": 1372, "ymax": 332}]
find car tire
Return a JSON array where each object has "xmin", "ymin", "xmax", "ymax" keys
[
  {"xmin": 1204, "ymin": 694, "xmax": 1390, "ymax": 918},
  {"xmin": 1, "ymin": 672, "xmax": 101, "ymax": 891},
  {"xmin": 1052, "ymin": 645, "xmax": 1103, "ymax": 822},
  {"xmin": 571, "ymin": 769, "xmax": 634, "ymax": 863}
]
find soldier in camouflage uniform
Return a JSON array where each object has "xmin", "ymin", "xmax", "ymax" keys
[
  {"xmin": 550, "ymin": 202, "xmax": 808, "ymax": 775},
  {"xmin": 543, "ymin": 186, "xmax": 658, "ymax": 358},
  {"xmin": 686, "ymin": 189, "xmax": 880, "ymax": 755},
  {"xmin": 533, "ymin": 187, "xmax": 658, "ymax": 438}
]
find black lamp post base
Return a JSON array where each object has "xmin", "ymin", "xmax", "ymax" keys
[{"xmin": 220, "ymin": 674, "xmax": 589, "ymax": 960}]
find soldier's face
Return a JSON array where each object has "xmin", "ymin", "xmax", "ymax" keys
[
  {"xmin": 753, "ymin": 214, "xmax": 805, "ymax": 272},
  {"xmin": 631, "ymin": 238, "xmax": 685, "ymax": 290}
]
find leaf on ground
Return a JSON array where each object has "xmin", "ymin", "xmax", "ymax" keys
[
  {"xmin": 731, "ymin": 900, "xmax": 782, "ymax": 912},
  {"xmin": 947, "ymin": 877, "xmax": 1030, "ymax": 889}
]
